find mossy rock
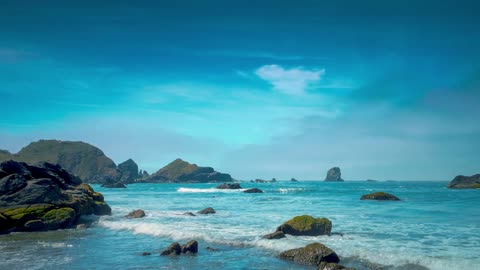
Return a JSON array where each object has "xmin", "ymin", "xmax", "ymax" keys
[
  {"xmin": 1, "ymin": 204, "xmax": 53, "ymax": 221},
  {"xmin": 92, "ymin": 192, "xmax": 104, "ymax": 202},
  {"xmin": 471, "ymin": 183, "xmax": 480, "ymax": 189},
  {"xmin": 93, "ymin": 201, "xmax": 111, "ymax": 215},
  {"xmin": 78, "ymin": 183, "xmax": 94, "ymax": 194},
  {"xmin": 277, "ymin": 215, "xmax": 332, "ymax": 236},
  {"xmin": 279, "ymin": 242, "xmax": 339, "ymax": 266},
  {"xmin": 41, "ymin": 207, "xmax": 76, "ymax": 229},
  {"xmin": 360, "ymin": 192, "xmax": 400, "ymax": 201}
]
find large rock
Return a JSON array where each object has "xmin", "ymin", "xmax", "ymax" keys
[
  {"xmin": 117, "ymin": 159, "xmax": 139, "ymax": 184},
  {"xmin": 243, "ymin": 188, "xmax": 263, "ymax": 193},
  {"xmin": 141, "ymin": 158, "xmax": 233, "ymax": 183},
  {"xmin": 0, "ymin": 140, "xmax": 120, "ymax": 184},
  {"xmin": 279, "ymin": 242, "xmax": 340, "ymax": 266},
  {"xmin": 0, "ymin": 160, "xmax": 111, "ymax": 234},
  {"xmin": 216, "ymin": 183, "xmax": 241, "ymax": 189},
  {"xmin": 325, "ymin": 167, "xmax": 343, "ymax": 182},
  {"xmin": 276, "ymin": 215, "xmax": 332, "ymax": 236},
  {"xmin": 447, "ymin": 174, "xmax": 480, "ymax": 189},
  {"xmin": 361, "ymin": 192, "xmax": 400, "ymax": 201}
]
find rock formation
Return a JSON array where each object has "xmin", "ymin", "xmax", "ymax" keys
[
  {"xmin": 125, "ymin": 209, "xmax": 145, "ymax": 218},
  {"xmin": 141, "ymin": 158, "xmax": 233, "ymax": 183},
  {"xmin": 325, "ymin": 167, "xmax": 344, "ymax": 182},
  {"xmin": 117, "ymin": 159, "xmax": 139, "ymax": 184},
  {"xmin": 0, "ymin": 160, "xmax": 111, "ymax": 234},
  {"xmin": 447, "ymin": 174, "xmax": 480, "ymax": 189},
  {"xmin": 160, "ymin": 240, "xmax": 198, "ymax": 255}
]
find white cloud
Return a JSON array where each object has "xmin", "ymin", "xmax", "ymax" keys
[{"xmin": 255, "ymin": 64, "xmax": 325, "ymax": 95}]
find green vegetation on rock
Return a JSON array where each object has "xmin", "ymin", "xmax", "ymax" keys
[
  {"xmin": 41, "ymin": 207, "xmax": 76, "ymax": 229},
  {"xmin": 277, "ymin": 215, "xmax": 332, "ymax": 236},
  {"xmin": 360, "ymin": 192, "xmax": 400, "ymax": 201}
]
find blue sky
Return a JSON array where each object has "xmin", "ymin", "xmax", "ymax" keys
[{"xmin": 1, "ymin": 0, "xmax": 479, "ymax": 180}]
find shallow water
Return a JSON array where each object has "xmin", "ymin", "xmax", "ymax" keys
[{"xmin": 0, "ymin": 181, "xmax": 479, "ymax": 270}]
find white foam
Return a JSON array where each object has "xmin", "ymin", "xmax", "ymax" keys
[{"xmin": 278, "ymin": 188, "xmax": 305, "ymax": 193}]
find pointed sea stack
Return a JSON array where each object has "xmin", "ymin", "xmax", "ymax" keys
[{"xmin": 324, "ymin": 167, "xmax": 344, "ymax": 182}]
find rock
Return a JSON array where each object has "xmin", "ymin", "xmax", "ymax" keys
[
  {"xmin": 325, "ymin": 167, "xmax": 343, "ymax": 182},
  {"xmin": 0, "ymin": 160, "xmax": 111, "ymax": 234},
  {"xmin": 276, "ymin": 215, "xmax": 332, "ymax": 236},
  {"xmin": 140, "ymin": 158, "xmax": 234, "ymax": 183},
  {"xmin": 141, "ymin": 252, "xmax": 151, "ymax": 256},
  {"xmin": 183, "ymin": 212, "xmax": 196, "ymax": 216},
  {"xmin": 197, "ymin": 207, "xmax": 215, "ymax": 214},
  {"xmin": 271, "ymin": 178, "xmax": 277, "ymax": 182},
  {"xmin": 160, "ymin": 242, "xmax": 182, "ymax": 256},
  {"xmin": 447, "ymin": 174, "xmax": 480, "ymax": 189},
  {"xmin": 125, "ymin": 209, "xmax": 146, "ymax": 218},
  {"xmin": 243, "ymin": 188, "xmax": 263, "ymax": 193},
  {"xmin": 101, "ymin": 182, "xmax": 127, "ymax": 188},
  {"xmin": 318, "ymin": 262, "xmax": 354, "ymax": 270},
  {"xmin": 0, "ymin": 140, "xmax": 120, "ymax": 184},
  {"xmin": 216, "ymin": 183, "xmax": 242, "ymax": 189},
  {"xmin": 361, "ymin": 192, "xmax": 400, "ymax": 201},
  {"xmin": 262, "ymin": 231, "xmax": 285, "ymax": 239},
  {"xmin": 117, "ymin": 159, "xmax": 139, "ymax": 184},
  {"xmin": 279, "ymin": 242, "xmax": 340, "ymax": 266},
  {"xmin": 290, "ymin": 178, "xmax": 298, "ymax": 182},
  {"xmin": 205, "ymin": 246, "xmax": 219, "ymax": 251},
  {"xmin": 181, "ymin": 240, "xmax": 198, "ymax": 254}
]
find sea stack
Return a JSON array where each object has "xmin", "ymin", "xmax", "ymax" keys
[
  {"xmin": 447, "ymin": 174, "xmax": 480, "ymax": 189},
  {"xmin": 324, "ymin": 167, "xmax": 344, "ymax": 182}
]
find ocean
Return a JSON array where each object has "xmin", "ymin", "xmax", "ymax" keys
[{"xmin": 0, "ymin": 181, "xmax": 479, "ymax": 270}]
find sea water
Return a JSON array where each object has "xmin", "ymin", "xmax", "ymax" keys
[{"xmin": 0, "ymin": 181, "xmax": 479, "ymax": 270}]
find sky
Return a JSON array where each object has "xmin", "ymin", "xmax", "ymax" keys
[{"xmin": 1, "ymin": 0, "xmax": 479, "ymax": 180}]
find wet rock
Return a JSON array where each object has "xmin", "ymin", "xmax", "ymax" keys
[
  {"xmin": 141, "ymin": 252, "xmax": 151, "ymax": 256},
  {"xmin": 23, "ymin": 219, "xmax": 46, "ymax": 231},
  {"xmin": 160, "ymin": 242, "xmax": 182, "ymax": 255},
  {"xmin": 361, "ymin": 192, "xmax": 400, "ymax": 201},
  {"xmin": 125, "ymin": 209, "xmax": 146, "ymax": 218},
  {"xmin": 262, "ymin": 231, "xmax": 285, "ymax": 239},
  {"xmin": 206, "ymin": 246, "xmax": 219, "ymax": 251},
  {"xmin": 279, "ymin": 242, "xmax": 340, "ymax": 266},
  {"xmin": 276, "ymin": 215, "xmax": 332, "ymax": 236},
  {"xmin": 243, "ymin": 188, "xmax": 263, "ymax": 193},
  {"xmin": 161, "ymin": 240, "xmax": 198, "ymax": 256},
  {"xmin": 181, "ymin": 240, "xmax": 198, "ymax": 254},
  {"xmin": 197, "ymin": 207, "xmax": 215, "ymax": 214},
  {"xmin": 216, "ymin": 183, "xmax": 242, "ymax": 189}
]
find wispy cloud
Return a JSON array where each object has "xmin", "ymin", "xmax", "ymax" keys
[{"xmin": 255, "ymin": 65, "xmax": 325, "ymax": 95}]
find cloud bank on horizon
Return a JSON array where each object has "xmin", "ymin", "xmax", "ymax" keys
[{"xmin": 0, "ymin": 1, "xmax": 479, "ymax": 180}]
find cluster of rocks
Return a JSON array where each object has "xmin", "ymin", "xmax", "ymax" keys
[
  {"xmin": 160, "ymin": 240, "xmax": 199, "ymax": 255},
  {"xmin": 0, "ymin": 160, "xmax": 111, "ymax": 234},
  {"xmin": 250, "ymin": 178, "xmax": 276, "ymax": 183}
]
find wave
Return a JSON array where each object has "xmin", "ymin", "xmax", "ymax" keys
[{"xmin": 177, "ymin": 187, "xmax": 247, "ymax": 193}]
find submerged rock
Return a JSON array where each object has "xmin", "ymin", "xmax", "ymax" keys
[
  {"xmin": 197, "ymin": 207, "xmax": 216, "ymax": 214},
  {"xmin": 141, "ymin": 252, "xmax": 151, "ymax": 256},
  {"xmin": 216, "ymin": 183, "xmax": 242, "ymax": 189},
  {"xmin": 262, "ymin": 231, "xmax": 285, "ymax": 239},
  {"xmin": 361, "ymin": 192, "xmax": 400, "ymax": 201},
  {"xmin": 325, "ymin": 167, "xmax": 343, "ymax": 182},
  {"xmin": 0, "ymin": 160, "xmax": 111, "ymax": 234},
  {"xmin": 279, "ymin": 242, "xmax": 340, "ymax": 266},
  {"xmin": 243, "ymin": 188, "xmax": 263, "ymax": 193},
  {"xmin": 125, "ymin": 209, "xmax": 146, "ymax": 218},
  {"xmin": 447, "ymin": 174, "xmax": 480, "ymax": 189},
  {"xmin": 276, "ymin": 215, "xmax": 332, "ymax": 236}
]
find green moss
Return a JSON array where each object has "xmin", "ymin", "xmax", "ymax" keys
[
  {"xmin": 1, "ymin": 204, "xmax": 53, "ymax": 220},
  {"xmin": 284, "ymin": 215, "xmax": 331, "ymax": 231},
  {"xmin": 78, "ymin": 183, "xmax": 94, "ymax": 193},
  {"xmin": 93, "ymin": 201, "xmax": 111, "ymax": 215},
  {"xmin": 157, "ymin": 158, "xmax": 200, "ymax": 179},
  {"xmin": 41, "ymin": 207, "xmax": 76, "ymax": 224},
  {"xmin": 92, "ymin": 192, "xmax": 104, "ymax": 201},
  {"xmin": 470, "ymin": 183, "xmax": 480, "ymax": 189}
]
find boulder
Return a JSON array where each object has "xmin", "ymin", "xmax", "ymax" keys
[
  {"xmin": 0, "ymin": 160, "xmax": 111, "ymax": 234},
  {"xmin": 262, "ymin": 231, "xmax": 285, "ymax": 239},
  {"xmin": 325, "ymin": 167, "xmax": 343, "ymax": 182},
  {"xmin": 276, "ymin": 215, "xmax": 332, "ymax": 236},
  {"xmin": 197, "ymin": 207, "xmax": 216, "ymax": 214},
  {"xmin": 125, "ymin": 209, "xmax": 146, "ymax": 218},
  {"xmin": 160, "ymin": 242, "xmax": 182, "ymax": 255},
  {"xmin": 279, "ymin": 242, "xmax": 340, "ymax": 266},
  {"xmin": 243, "ymin": 188, "xmax": 263, "ymax": 193},
  {"xmin": 181, "ymin": 240, "xmax": 198, "ymax": 254},
  {"xmin": 361, "ymin": 192, "xmax": 400, "ymax": 201},
  {"xmin": 216, "ymin": 183, "xmax": 242, "ymax": 189},
  {"xmin": 447, "ymin": 174, "xmax": 480, "ymax": 189}
]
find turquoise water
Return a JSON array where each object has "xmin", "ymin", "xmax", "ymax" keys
[{"xmin": 0, "ymin": 181, "xmax": 479, "ymax": 270}]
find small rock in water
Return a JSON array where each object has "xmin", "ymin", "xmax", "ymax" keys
[
  {"xmin": 160, "ymin": 242, "xmax": 182, "ymax": 256},
  {"xmin": 141, "ymin": 252, "xmax": 151, "ymax": 256},
  {"xmin": 360, "ymin": 192, "xmax": 400, "ymax": 201},
  {"xmin": 216, "ymin": 183, "xmax": 242, "ymax": 189},
  {"xmin": 181, "ymin": 240, "xmax": 198, "ymax": 254},
  {"xmin": 276, "ymin": 215, "xmax": 332, "ymax": 236},
  {"xmin": 205, "ymin": 246, "xmax": 219, "ymax": 251},
  {"xmin": 262, "ymin": 231, "xmax": 285, "ymax": 239},
  {"xmin": 161, "ymin": 240, "xmax": 198, "ymax": 256},
  {"xmin": 243, "ymin": 188, "xmax": 263, "ymax": 193},
  {"xmin": 125, "ymin": 209, "xmax": 146, "ymax": 218},
  {"xmin": 279, "ymin": 242, "xmax": 340, "ymax": 266},
  {"xmin": 183, "ymin": 212, "xmax": 196, "ymax": 216},
  {"xmin": 197, "ymin": 207, "xmax": 216, "ymax": 214}
]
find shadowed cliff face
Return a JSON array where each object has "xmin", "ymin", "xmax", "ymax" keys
[
  {"xmin": 142, "ymin": 158, "xmax": 233, "ymax": 183},
  {"xmin": 0, "ymin": 140, "xmax": 119, "ymax": 184}
]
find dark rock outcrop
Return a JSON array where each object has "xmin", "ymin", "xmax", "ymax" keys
[
  {"xmin": 243, "ymin": 188, "xmax": 263, "ymax": 193},
  {"xmin": 141, "ymin": 158, "xmax": 233, "ymax": 183},
  {"xmin": 279, "ymin": 242, "xmax": 340, "ymax": 266},
  {"xmin": 325, "ymin": 167, "xmax": 343, "ymax": 182},
  {"xmin": 216, "ymin": 183, "xmax": 241, "ymax": 189},
  {"xmin": 276, "ymin": 215, "xmax": 332, "ymax": 236},
  {"xmin": 161, "ymin": 240, "xmax": 198, "ymax": 256},
  {"xmin": 262, "ymin": 231, "xmax": 285, "ymax": 239},
  {"xmin": 101, "ymin": 182, "xmax": 127, "ymax": 188},
  {"xmin": 197, "ymin": 207, "xmax": 215, "ymax": 214},
  {"xmin": 361, "ymin": 192, "xmax": 400, "ymax": 201},
  {"xmin": 125, "ymin": 209, "xmax": 145, "ymax": 218},
  {"xmin": 0, "ymin": 160, "xmax": 111, "ymax": 234},
  {"xmin": 447, "ymin": 174, "xmax": 480, "ymax": 189},
  {"xmin": 117, "ymin": 159, "xmax": 139, "ymax": 184}
]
